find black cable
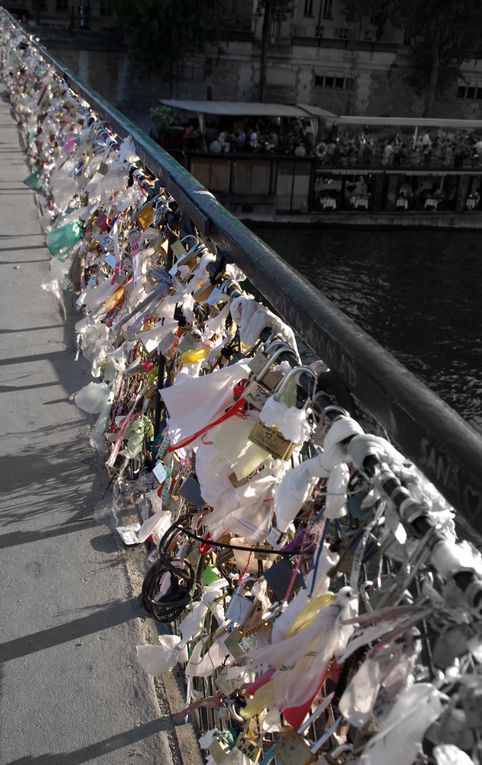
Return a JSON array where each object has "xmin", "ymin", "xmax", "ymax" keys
[
  {"xmin": 171, "ymin": 525, "xmax": 304, "ymax": 557},
  {"xmin": 141, "ymin": 514, "xmax": 306, "ymax": 622},
  {"xmin": 141, "ymin": 518, "xmax": 202, "ymax": 622},
  {"xmin": 153, "ymin": 351, "xmax": 165, "ymax": 439}
]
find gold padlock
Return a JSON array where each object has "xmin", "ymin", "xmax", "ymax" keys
[
  {"xmin": 232, "ymin": 734, "xmax": 262, "ymax": 763},
  {"xmin": 171, "ymin": 239, "xmax": 205, "ymax": 271},
  {"xmin": 248, "ymin": 365, "xmax": 317, "ymax": 460},
  {"xmin": 137, "ymin": 202, "xmax": 154, "ymax": 229},
  {"xmin": 248, "ymin": 419, "xmax": 296, "ymax": 461},
  {"xmin": 193, "ymin": 278, "xmax": 215, "ymax": 303}
]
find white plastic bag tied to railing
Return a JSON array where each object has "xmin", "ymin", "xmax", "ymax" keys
[{"xmin": 2, "ymin": 11, "xmax": 482, "ymax": 765}]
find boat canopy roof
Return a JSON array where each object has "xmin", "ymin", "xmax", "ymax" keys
[
  {"xmin": 336, "ymin": 115, "xmax": 482, "ymax": 129},
  {"xmin": 160, "ymin": 99, "xmax": 337, "ymax": 120},
  {"xmin": 160, "ymin": 99, "xmax": 482, "ymax": 131}
]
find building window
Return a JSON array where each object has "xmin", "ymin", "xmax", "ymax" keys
[
  {"xmin": 323, "ymin": 0, "xmax": 333, "ymax": 20},
  {"xmin": 174, "ymin": 63, "xmax": 205, "ymax": 82},
  {"xmin": 364, "ymin": 30, "xmax": 374, "ymax": 41},
  {"xmin": 304, "ymin": 0, "xmax": 314, "ymax": 16},
  {"xmin": 314, "ymin": 74, "xmax": 354, "ymax": 89},
  {"xmin": 336, "ymin": 27, "xmax": 349, "ymax": 39},
  {"xmin": 56, "ymin": 0, "xmax": 68, "ymax": 9},
  {"xmin": 457, "ymin": 84, "xmax": 482, "ymax": 99}
]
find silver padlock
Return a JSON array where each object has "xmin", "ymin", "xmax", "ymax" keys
[
  {"xmin": 244, "ymin": 342, "xmax": 295, "ymax": 409},
  {"xmin": 225, "ymin": 576, "xmax": 257, "ymax": 627},
  {"xmin": 272, "ymin": 364, "xmax": 318, "ymax": 407}
]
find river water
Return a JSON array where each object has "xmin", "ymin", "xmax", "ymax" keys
[{"xmin": 251, "ymin": 225, "xmax": 482, "ymax": 433}]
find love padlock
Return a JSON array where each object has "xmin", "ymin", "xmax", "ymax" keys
[
  {"xmin": 244, "ymin": 341, "xmax": 295, "ymax": 410},
  {"xmin": 225, "ymin": 576, "xmax": 257, "ymax": 627},
  {"xmin": 249, "ymin": 366, "xmax": 317, "ymax": 461}
]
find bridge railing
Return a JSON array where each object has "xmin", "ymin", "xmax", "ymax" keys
[
  {"xmin": 5, "ymin": 8, "xmax": 482, "ymax": 761},
  {"xmin": 18, "ymin": 25, "xmax": 482, "ymax": 537},
  {"xmin": 2, "ymin": 16, "xmax": 482, "ymax": 534}
]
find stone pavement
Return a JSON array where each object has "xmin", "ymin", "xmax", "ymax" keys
[{"xmin": 0, "ymin": 91, "xmax": 178, "ymax": 764}]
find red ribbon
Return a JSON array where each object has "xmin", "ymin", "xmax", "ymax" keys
[{"xmin": 167, "ymin": 396, "xmax": 246, "ymax": 453}]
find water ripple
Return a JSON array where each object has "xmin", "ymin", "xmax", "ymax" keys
[{"xmin": 252, "ymin": 225, "xmax": 482, "ymax": 432}]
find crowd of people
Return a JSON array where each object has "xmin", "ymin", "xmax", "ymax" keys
[
  {"xmin": 178, "ymin": 117, "xmax": 315, "ymax": 156},
  {"xmin": 177, "ymin": 119, "xmax": 482, "ymax": 170},
  {"xmin": 314, "ymin": 128, "xmax": 482, "ymax": 169}
]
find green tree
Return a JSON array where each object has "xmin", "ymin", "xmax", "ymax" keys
[
  {"xmin": 343, "ymin": 0, "xmax": 482, "ymax": 116},
  {"xmin": 256, "ymin": 0, "xmax": 294, "ymax": 101},
  {"xmin": 108, "ymin": 0, "xmax": 226, "ymax": 79}
]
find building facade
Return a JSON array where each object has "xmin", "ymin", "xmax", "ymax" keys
[
  {"xmin": 3, "ymin": 0, "xmax": 482, "ymax": 120},
  {"xmin": 1, "ymin": 0, "xmax": 116, "ymax": 30}
]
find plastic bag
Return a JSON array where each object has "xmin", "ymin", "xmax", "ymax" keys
[
  {"xmin": 46, "ymin": 221, "xmax": 82, "ymax": 260},
  {"xmin": 72, "ymin": 381, "xmax": 110, "ymax": 414},
  {"xmin": 359, "ymin": 683, "xmax": 444, "ymax": 765},
  {"xmin": 23, "ymin": 170, "xmax": 42, "ymax": 191}
]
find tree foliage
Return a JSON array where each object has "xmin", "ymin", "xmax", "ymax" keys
[
  {"xmin": 342, "ymin": 0, "xmax": 482, "ymax": 114},
  {"xmin": 107, "ymin": 0, "xmax": 226, "ymax": 73}
]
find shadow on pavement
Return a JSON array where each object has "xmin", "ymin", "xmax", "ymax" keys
[
  {"xmin": 0, "ymin": 325, "xmax": 62, "ymax": 334},
  {"xmin": 0, "ymin": 244, "xmax": 46, "ymax": 251},
  {"xmin": 0, "ymin": 518, "xmax": 99, "ymax": 550},
  {"xmin": 6, "ymin": 716, "xmax": 176, "ymax": 764},
  {"xmin": 0, "ymin": 597, "xmax": 140, "ymax": 662}
]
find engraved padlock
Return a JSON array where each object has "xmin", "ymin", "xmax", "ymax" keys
[
  {"xmin": 244, "ymin": 342, "xmax": 294, "ymax": 410},
  {"xmin": 225, "ymin": 576, "xmax": 257, "ymax": 627},
  {"xmin": 230, "ymin": 733, "xmax": 263, "ymax": 764},
  {"xmin": 248, "ymin": 366, "xmax": 317, "ymax": 461}
]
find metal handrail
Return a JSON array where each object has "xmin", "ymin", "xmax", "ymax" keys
[{"xmin": 6, "ymin": 13, "xmax": 482, "ymax": 536}]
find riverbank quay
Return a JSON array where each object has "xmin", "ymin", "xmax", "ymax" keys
[
  {"xmin": 3, "ymin": 9, "xmax": 482, "ymax": 765},
  {"xmin": 242, "ymin": 210, "xmax": 482, "ymax": 229}
]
